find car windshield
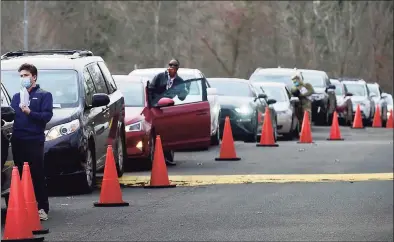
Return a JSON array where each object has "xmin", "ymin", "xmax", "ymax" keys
[
  {"xmin": 301, "ymin": 72, "xmax": 325, "ymax": 88},
  {"xmin": 367, "ymin": 84, "xmax": 379, "ymax": 96},
  {"xmin": 209, "ymin": 80, "xmax": 251, "ymax": 97},
  {"xmin": 115, "ymin": 81, "xmax": 144, "ymax": 107},
  {"xmin": 249, "ymin": 73, "xmax": 293, "ymax": 86},
  {"xmin": 344, "ymin": 83, "xmax": 366, "ymax": 96},
  {"xmin": 260, "ymin": 86, "xmax": 287, "ymax": 102},
  {"xmin": 333, "ymin": 83, "xmax": 343, "ymax": 95},
  {"xmin": 1, "ymin": 69, "xmax": 79, "ymax": 108}
]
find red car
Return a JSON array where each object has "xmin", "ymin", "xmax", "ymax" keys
[{"xmin": 112, "ymin": 75, "xmax": 211, "ymax": 168}]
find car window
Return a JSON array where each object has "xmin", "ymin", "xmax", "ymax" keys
[
  {"xmin": 115, "ymin": 81, "xmax": 144, "ymax": 107},
  {"xmin": 261, "ymin": 86, "xmax": 288, "ymax": 102},
  {"xmin": 83, "ymin": 68, "xmax": 96, "ymax": 107},
  {"xmin": 367, "ymin": 84, "xmax": 379, "ymax": 96},
  {"xmin": 209, "ymin": 80, "xmax": 253, "ymax": 97},
  {"xmin": 87, "ymin": 63, "xmax": 109, "ymax": 94},
  {"xmin": 344, "ymin": 83, "xmax": 367, "ymax": 96},
  {"xmin": 334, "ymin": 84, "xmax": 343, "ymax": 95},
  {"xmin": 150, "ymin": 79, "xmax": 206, "ymax": 106},
  {"xmin": 1, "ymin": 88, "xmax": 10, "ymax": 106},
  {"xmin": 285, "ymin": 87, "xmax": 292, "ymax": 99},
  {"xmin": 2, "ymin": 69, "xmax": 79, "ymax": 108},
  {"xmin": 98, "ymin": 62, "xmax": 117, "ymax": 94},
  {"xmin": 249, "ymin": 73, "xmax": 293, "ymax": 87},
  {"xmin": 301, "ymin": 72, "xmax": 325, "ymax": 88}
]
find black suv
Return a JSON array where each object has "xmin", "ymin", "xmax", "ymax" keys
[
  {"xmin": 1, "ymin": 50, "xmax": 127, "ymax": 193},
  {"xmin": 298, "ymin": 69, "xmax": 337, "ymax": 125},
  {"xmin": 1, "ymin": 83, "xmax": 15, "ymax": 203}
]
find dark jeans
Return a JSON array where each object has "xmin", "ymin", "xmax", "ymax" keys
[{"xmin": 11, "ymin": 138, "xmax": 49, "ymax": 213}]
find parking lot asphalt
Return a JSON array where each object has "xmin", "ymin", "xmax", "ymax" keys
[{"xmin": 2, "ymin": 126, "xmax": 393, "ymax": 241}]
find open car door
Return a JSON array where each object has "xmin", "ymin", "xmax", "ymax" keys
[{"xmin": 145, "ymin": 78, "xmax": 211, "ymax": 150}]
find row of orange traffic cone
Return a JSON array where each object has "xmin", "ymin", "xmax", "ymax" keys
[
  {"xmin": 214, "ymin": 104, "xmax": 394, "ymax": 161},
  {"xmin": 3, "ymin": 163, "xmax": 49, "ymax": 241}
]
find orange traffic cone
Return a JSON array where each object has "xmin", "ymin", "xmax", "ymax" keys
[
  {"xmin": 372, "ymin": 105, "xmax": 382, "ymax": 128},
  {"xmin": 144, "ymin": 135, "xmax": 176, "ymax": 188},
  {"xmin": 94, "ymin": 145, "xmax": 129, "ymax": 207},
  {"xmin": 215, "ymin": 116, "xmax": 241, "ymax": 161},
  {"xmin": 298, "ymin": 111, "xmax": 313, "ymax": 144},
  {"xmin": 21, "ymin": 162, "xmax": 49, "ymax": 235},
  {"xmin": 386, "ymin": 110, "xmax": 393, "ymax": 128},
  {"xmin": 256, "ymin": 107, "xmax": 279, "ymax": 147},
  {"xmin": 351, "ymin": 104, "xmax": 364, "ymax": 129},
  {"xmin": 3, "ymin": 167, "xmax": 44, "ymax": 241},
  {"xmin": 327, "ymin": 111, "xmax": 344, "ymax": 141}
]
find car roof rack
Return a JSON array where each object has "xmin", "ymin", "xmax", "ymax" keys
[{"xmin": 1, "ymin": 49, "xmax": 94, "ymax": 60}]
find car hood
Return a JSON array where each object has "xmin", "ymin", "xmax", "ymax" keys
[
  {"xmin": 217, "ymin": 96, "xmax": 252, "ymax": 108},
  {"xmin": 313, "ymin": 87, "xmax": 325, "ymax": 94},
  {"xmin": 273, "ymin": 101, "xmax": 289, "ymax": 112},
  {"xmin": 350, "ymin": 96, "xmax": 368, "ymax": 103},
  {"xmin": 46, "ymin": 107, "xmax": 80, "ymax": 129},
  {"xmin": 125, "ymin": 107, "xmax": 144, "ymax": 124}
]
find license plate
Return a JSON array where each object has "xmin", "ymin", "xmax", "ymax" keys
[{"xmin": 317, "ymin": 107, "xmax": 321, "ymax": 113}]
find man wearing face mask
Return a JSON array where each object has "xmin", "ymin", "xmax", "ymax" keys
[
  {"xmin": 10, "ymin": 63, "xmax": 53, "ymax": 221},
  {"xmin": 148, "ymin": 58, "xmax": 189, "ymax": 105},
  {"xmin": 291, "ymin": 71, "xmax": 314, "ymax": 125},
  {"xmin": 147, "ymin": 58, "xmax": 188, "ymax": 166}
]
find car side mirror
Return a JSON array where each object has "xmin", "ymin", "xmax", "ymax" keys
[
  {"xmin": 155, "ymin": 97, "xmax": 175, "ymax": 108},
  {"xmin": 345, "ymin": 92, "xmax": 353, "ymax": 97},
  {"xmin": 207, "ymin": 87, "xmax": 217, "ymax": 96},
  {"xmin": 258, "ymin": 93, "xmax": 267, "ymax": 99},
  {"xmin": 91, "ymin": 93, "xmax": 110, "ymax": 108},
  {"xmin": 290, "ymin": 96, "xmax": 299, "ymax": 102},
  {"xmin": 381, "ymin": 93, "xmax": 388, "ymax": 98},
  {"xmin": 326, "ymin": 84, "xmax": 336, "ymax": 92},
  {"xmin": 1, "ymin": 106, "xmax": 15, "ymax": 122},
  {"xmin": 267, "ymin": 99, "xmax": 277, "ymax": 105}
]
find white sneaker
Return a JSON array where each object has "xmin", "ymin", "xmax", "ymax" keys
[{"xmin": 38, "ymin": 209, "xmax": 48, "ymax": 221}]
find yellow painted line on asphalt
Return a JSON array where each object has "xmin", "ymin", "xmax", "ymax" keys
[{"xmin": 103, "ymin": 173, "xmax": 394, "ymax": 187}]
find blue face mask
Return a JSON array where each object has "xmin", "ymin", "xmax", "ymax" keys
[
  {"xmin": 294, "ymin": 81, "xmax": 300, "ymax": 87},
  {"xmin": 21, "ymin": 77, "xmax": 32, "ymax": 89}
]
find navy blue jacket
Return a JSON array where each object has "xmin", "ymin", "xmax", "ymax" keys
[{"xmin": 10, "ymin": 84, "xmax": 53, "ymax": 142}]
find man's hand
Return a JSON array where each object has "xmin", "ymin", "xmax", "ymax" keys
[{"xmin": 21, "ymin": 105, "xmax": 31, "ymax": 115}]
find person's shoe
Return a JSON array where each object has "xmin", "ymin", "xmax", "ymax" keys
[{"xmin": 38, "ymin": 209, "xmax": 48, "ymax": 221}]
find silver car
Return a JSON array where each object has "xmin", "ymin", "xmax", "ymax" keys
[
  {"xmin": 253, "ymin": 82, "xmax": 300, "ymax": 140},
  {"xmin": 367, "ymin": 82, "xmax": 389, "ymax": 126},
  {"xmin": 341, "ymin": 79, "xmax": 376, "ymax": 125}
]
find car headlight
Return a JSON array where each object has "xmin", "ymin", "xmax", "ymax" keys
[
  {"xmin": 125, "ymin": 121, "xmax": 142, "ymax": 132},
  {"xmin": 45, "ymin": 119, "xmax": 80, "ymax": 141},
  {"xmin": 235, "ymin": 106, "xmax": 252, "ymax": 115}
]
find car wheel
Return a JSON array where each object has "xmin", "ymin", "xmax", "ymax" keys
[
  {"xmin": 382, "ymin": 107, "xmax": 387, "ymax": 127},
  {"xmin": 273, "ymin": 119, "xmax": 278, "ymax": 142},
  {"xmin": 245, "ymin": 114, "xmax": 258, "ymax": 143},
  {"xmin": 164, "ymin": 150, "xmax": 176, "ymax": 166},
  {"xmin": 210, "ymin": 124, "xmax": 220, "ymax": 146},
  {"xmin": 81, "ymin": 144, "xmax": 96, "ymax": 193},
  {"xmin": 114, "ymin": 132, "xmax": 126, "ymax": 177}
]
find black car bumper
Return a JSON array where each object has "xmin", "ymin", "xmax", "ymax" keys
[
  {"xmin": 311, "ymin": 99, "xmax": 325, "ymax": 118},
  {"xmin": 219, "ymin": 109, "xmax": 254, "ymax": 140},
  {"xmin": 44, "ymin": 129, "xmax": 86, "ymax": 177}
]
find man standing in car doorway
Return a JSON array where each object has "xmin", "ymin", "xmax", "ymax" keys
[
  {"xmin": 10, "ymin": 63, "xmax": 53, "ymax": 221},
  {"xmin": 148, "ymin": 58, "xmax": 189, "ymax": 166}
]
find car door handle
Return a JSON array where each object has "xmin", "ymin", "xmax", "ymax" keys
[{"xmin": 196, "ymin": 112, "xmax": 208, "ymax": 116}]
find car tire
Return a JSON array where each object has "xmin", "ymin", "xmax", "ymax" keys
[
  {"xmin": 211, "ymin": 124, "xmax": 220, "ymax": 146},
  {"xmin": 114, "ymin": 130, "xmax": 126, "ymax": 178},
  {"xmin": 164, "ymin": 150, "xmax": 175, "ymax": 166},
  {"xmin": 81, "ymin": 143, "xmax": 96, "ymax": 194},
  {"xmin": 273, "ymin": 119, "xmax": 278, "ymax": 142},
  {"xmin": 382, "ymin": 107, "xmax": 387, "ymax": 127},
  {"xmin": 245, "ymin": 114, "xmax": 258, "ymax": 143}
]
